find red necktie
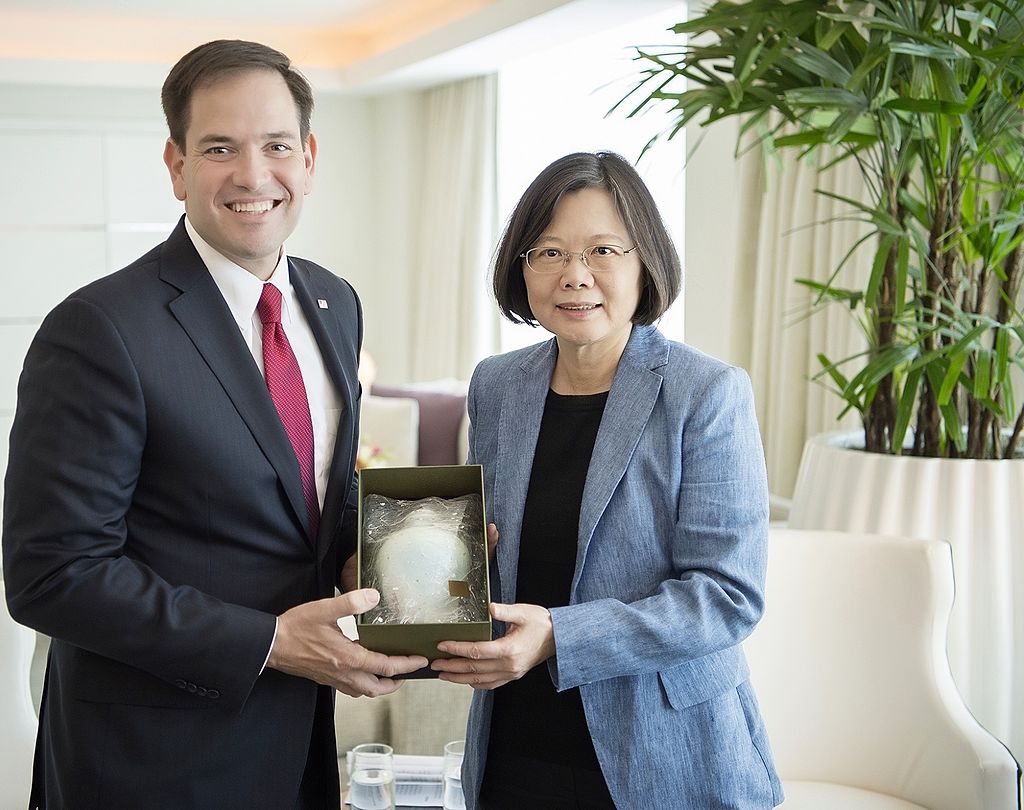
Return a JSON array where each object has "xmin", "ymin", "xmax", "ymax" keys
[{"xmin": 257, "ymin": 283, "xmax": 319, "ymax": 539}]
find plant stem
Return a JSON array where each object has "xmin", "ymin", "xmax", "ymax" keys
[
  {"xmin": 867, "ymin": 170, "xmax": 904, "ymax": 453},
  {"xmin": 1006, "ymin": 404, "xmax": 1024, "ymax": 459}
]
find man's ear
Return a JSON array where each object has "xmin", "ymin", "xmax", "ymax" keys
[
  {"xmin": 303, "ymin": 132, "xmax": 317, "ymax": 195},
  {"xmin": 163, "ymin": 138, "xmax": 187, "ymax": 202}
]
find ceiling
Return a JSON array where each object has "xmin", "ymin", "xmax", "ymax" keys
[{"xmin": 0, "ymin": 0, "xmax": 683, "ymax": 93}]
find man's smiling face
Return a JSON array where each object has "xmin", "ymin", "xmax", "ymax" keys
[{"xmin": 163, "ymin": 68, "xmax": 316, "ymax": 280}]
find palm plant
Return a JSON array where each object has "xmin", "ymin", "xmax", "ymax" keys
[{"xmin": 620, "ymin": 0, "xmax": 1024, "ymax": 458}]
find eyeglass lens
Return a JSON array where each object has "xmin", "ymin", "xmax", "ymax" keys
[{"xmin": 526, "ymin": 246, "xmax": 626, "ymax": 272}]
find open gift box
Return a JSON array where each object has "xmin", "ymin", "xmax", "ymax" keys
[{"xmin": 356, "ymin": 464, "xmax": 491, "ymax": 669}]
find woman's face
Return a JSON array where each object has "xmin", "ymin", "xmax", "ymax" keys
[{"xmin": 523, "ymin": 186, "xmax": 643, "ymax": 353}]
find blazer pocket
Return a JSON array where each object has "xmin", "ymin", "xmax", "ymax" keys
[
  {"xmin": 736, "ymin": 680, "xmax": 784, "ymax": 803},
  {"xmin": 658, "ymin": 647, "xmax": 748, "ymax": 710}
]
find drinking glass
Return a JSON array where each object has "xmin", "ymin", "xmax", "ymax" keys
[
  {"xmin": 348, "ymin": 742, "xmax": 396, "ymax": 810},
  {"xmin": 442, "ymin": 739, "xmax": 466, "ymax": 810}
]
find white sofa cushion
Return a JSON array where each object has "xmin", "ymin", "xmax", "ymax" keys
[
  {"xmin": 358, "ymin": 394, "xmax": 419, "ymax": 468},
  {"xmin": 780, "ymin": 781, "xmax": 928, "ymax": 809}
]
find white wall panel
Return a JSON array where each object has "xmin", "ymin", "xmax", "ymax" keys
[
  {"xmin": 0, "ymin": 411, "xmax": 13, "ymax": 516},
  {"xmin": 103, "ymin": 132, "xmax": 183, "ymax": 224},
  {"xmin": 0, "ymin": 412, "xmax": 13, "ymax": 482},
  {"xmin": 1, "ymin": 231, "xmax": 107, "ymax": 318},
  {"xmin": 0, "ymin": 324, "xmax": 41, "ymax": 412},
  {"xmin": 107, "ymin": 229, "xmax": 170, "ymax": 273},
  {"xmin": 0, "ymin": 132, "xmax": 105, "ymax": 226}
]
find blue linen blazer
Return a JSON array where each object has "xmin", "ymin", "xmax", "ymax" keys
[{"xmin": 461, "ymin": 325, "xmax": 783, "ymax": 809}]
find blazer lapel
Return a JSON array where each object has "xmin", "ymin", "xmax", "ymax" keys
[
  {"xmin": 492, "ymin": 340, "xmax": 557, "ymax": 604},
  {"xmin": 160, "ymin": 225, "xmax": 312, "ymax": 546},
  {"xmin": 288, "ymin": 261, "xmax": 360, "ymax": 560},
  {"xmin": 573, "ymin": 326, "xmax": 668, "ymax": 594}
]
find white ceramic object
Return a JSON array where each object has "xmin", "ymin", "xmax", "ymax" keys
[
  {"xmin": 376, "ymin": 510, "xmax": 472, "ymax": 623},
  {"xmin": 789, "ymin": 430, "xmax": 1024, "ymax": 762}
]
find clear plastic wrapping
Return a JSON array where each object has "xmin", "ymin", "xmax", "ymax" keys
[{"xmin": 360, "ymin": 493, "xmax": 488, "ymax": 625}]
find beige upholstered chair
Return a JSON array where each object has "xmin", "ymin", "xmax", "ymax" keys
[
  {"xmin": 358, "ymin": 394, "xmax": 420, "ymax": 469},
  {"xmin": 746, "ymin": 528, "xmax": 1020, "ymax": 809},
  {"xmin": 0, "ymin": 580, "xmax": 37, "ymax": 808}
]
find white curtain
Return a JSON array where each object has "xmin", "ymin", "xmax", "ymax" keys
[
  {"xmin": 731, "ymin": 144, "xmax": 872, "ymax": 499},
  {"xmin": 409, "ymin": 74, "xmax": 501, "ymax": 382}
]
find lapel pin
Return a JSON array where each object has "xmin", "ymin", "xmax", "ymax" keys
[{"xmin": 317, "ymin": 299, "xmax": 329, "ymax": 309}]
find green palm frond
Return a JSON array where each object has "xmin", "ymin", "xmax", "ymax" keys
[{"xmin": 620, "ymin": 0, "xmax": 1024, "ymax": 457}]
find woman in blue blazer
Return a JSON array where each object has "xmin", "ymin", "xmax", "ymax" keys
[{"xmin": 433, "ymin": 152, "xmax": 782, "ymax": 809}]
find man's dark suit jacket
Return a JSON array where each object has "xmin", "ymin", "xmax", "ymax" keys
[{"xmin": 2, "ymin": 219, "xmax": 363, "ymax": 809}]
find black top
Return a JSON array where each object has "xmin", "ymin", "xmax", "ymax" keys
[{"xmin": 486, "ymin": 388, "xmax": 609, "ymax": 771}]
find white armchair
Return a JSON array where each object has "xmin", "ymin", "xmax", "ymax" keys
[
  {"xmin": 0, "ymin": 580, "xmax": 37, "ymax": 808},
  {"xmin": 745, "ymin": 528, "xmax": 1020, "ymax": 809}
]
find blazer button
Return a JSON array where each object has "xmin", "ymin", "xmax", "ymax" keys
[
  {"xmin": 175, "ymin": 679, "xmax": 187, "ymax": 690},
  {"xmin": 196, "ymin": 686, "xmax": 207, "ymax": 697},
  {"xmin": 187, "ymin": 683, "xmax": 198, "ymax": 693},
  {"xmin": 207, "ymin": 690, "xmax": 220, "ymax": 699}
]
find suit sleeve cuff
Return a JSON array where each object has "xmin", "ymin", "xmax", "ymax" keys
[{"xmin": 259, "ymin": 616, "xmax": 279, "ymax": 677}]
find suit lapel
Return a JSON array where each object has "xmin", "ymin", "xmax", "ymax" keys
[
  {"xmin": 493, "ymin": 341, "xmax": 556, "ymax": 604},
  {"xmin": 159, "ymin": 225, "xmax": 313, "ymax": 547},
  {"xmin": 573, "ymin": 326, "xmax": 668, "ymax": 595},
  {"xmin": 492, "ymin": 329, "xmax": 669, "ymax": 603},
  {"xmin": 289, "ymin": 261, "xmax": 360, "ymax": 560}
]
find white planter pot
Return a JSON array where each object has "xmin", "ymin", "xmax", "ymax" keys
[{"xmin": 789, "ymin": 430, "xmax": 1024, "ymax": 762}]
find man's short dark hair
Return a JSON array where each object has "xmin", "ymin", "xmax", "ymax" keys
[
  {"xmin": 161, "ymin": 39, "xmax": 314, "ymax": 149},
  {"xmin": 492, "ymin": 151, "xmax": 681, "ymax": 326}
]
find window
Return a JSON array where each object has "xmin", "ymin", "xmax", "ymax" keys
[{"xmin": 496, "ymin": 5, "xmax": 686, "ymax": 352}]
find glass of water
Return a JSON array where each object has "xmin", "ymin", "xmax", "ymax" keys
[
  {"xmin": 348, "ymin": 742, "xmax": 396, "ymax": 810},
  {"xmin": 442, "ymin": 739, "xmax": 466, "ymax": 810}
]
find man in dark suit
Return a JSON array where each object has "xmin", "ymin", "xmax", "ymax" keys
[{"xmin": 1, "ymin": 40, "xmax": 426, "ymax": 810}]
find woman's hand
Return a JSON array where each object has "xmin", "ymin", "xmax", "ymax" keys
[
  {"xmin": 485, "ymin": 522, "xmax": 498, "ymax": 559},
  {"xmin": 430, "ymin": 601, "xmax": 555, "ymax": 689}
]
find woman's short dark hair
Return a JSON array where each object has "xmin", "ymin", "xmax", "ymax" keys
[
  {"xmin": 161, "ymin": 39, "xmax": 314, "ymax": 149},
  {"xmin": 492, "ymin": 151, "xmax": 681, "ymax": 326}
]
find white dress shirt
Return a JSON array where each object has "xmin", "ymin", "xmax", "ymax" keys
[
  {"xmin": 184, "ymin": 216, "xmax": 345, "ymax": 673},
  {"xmin": 184, "ymin": 217, "xmax": 342, "ymax": 510}
]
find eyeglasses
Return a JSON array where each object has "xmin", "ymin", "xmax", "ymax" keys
[{"xmin": 519, "ymin": 244, "xmax": 638, "ymax": 274}]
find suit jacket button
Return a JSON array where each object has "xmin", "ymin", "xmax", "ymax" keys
[
  {"xmin": 175, "ymin": 679, "xmax": 187, "ymax": 690},
  {"xmin": 196, "ymin": 686, "xmax": 207, "ymax": 697},
  {"xmin": 207, "ymin": 690, "xmax": 220, "ymax": 699},
  {"xmin": 187, "ymin": 682, "xmax": 198, "ymax": 693}
]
